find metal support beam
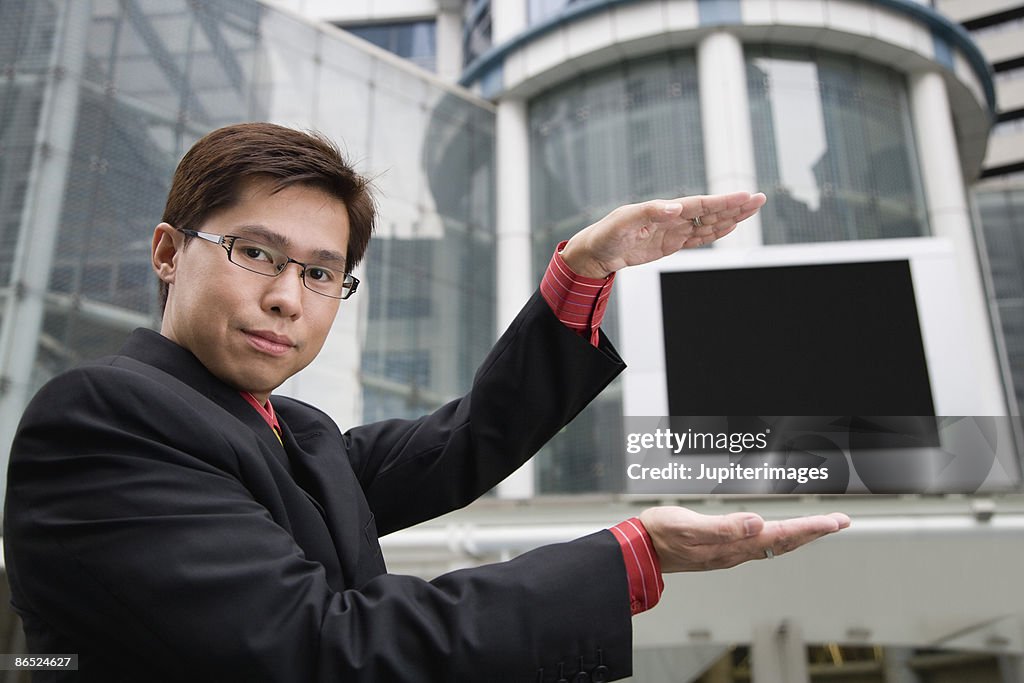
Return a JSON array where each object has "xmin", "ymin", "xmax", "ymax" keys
[
  {"xmin": 0, "ymin": 0, "xmax": 92, "ymax": 505},
  {"xmin": 194, "ymin": 4, "xmax": 246, "ymax": 94},
  {"xmin": 121, "ymin": 0, "xmax": 210, "ymax": 123}
]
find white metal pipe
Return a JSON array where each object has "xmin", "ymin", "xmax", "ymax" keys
[{"xmin": 380, "ymin": 514, "xmax": 1024, "ymax": 556}]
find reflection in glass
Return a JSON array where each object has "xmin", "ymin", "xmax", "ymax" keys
[
  {"xmin": 747, "ymin": 46, "xmax": 929, "ymax": 243},
  {"xmin": 462, "ymin": 0, "xmax": 492, "ymax": 67},
  {"xmin": 0, "ymin": 0, "xmax": 496, "ymax": 440}
]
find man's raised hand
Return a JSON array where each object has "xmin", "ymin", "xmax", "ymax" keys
[{"xmin": 559, "ymin": 191, "xmax": 767, "ymax": 279}]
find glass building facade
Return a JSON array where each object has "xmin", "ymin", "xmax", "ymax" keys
[
  {"xmin": 747, "ymin": 46, "xmax": 930, "ymax": 244},
  {"xmin": 2, "ymin": 1, "xmax": 1002, "ymax": 499},
  {"xmin": 977, "ymin": 183, "xmax": 1024, "ymax": 419},
  {"xmin": 2, "ymin": 0, "xmax": 1021, "ymax": 677},
  {"xmin": 343, "ymin": 19, "xmax": 438, "ymax": 73},
  {"xmin": 462, "ymin": 0, "xmax": 492, "ymax": 68},
  {"xmin": 525, "ymin": 43, "xmax": 932, "ymax": 492},
  {"xmin": 0, "ymin": 0, "xmax": 495, "ymax": 450},
  {"xmin": 528, "ymin": 51, "xmax": 705, "ymax": 491}
]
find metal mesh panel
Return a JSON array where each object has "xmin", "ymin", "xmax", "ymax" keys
[
  {"xmin": 0, "ymin": 0, "xmax": 496, "ymax": 440},
  {"xmin": 0, "ymin": 83, "xmax": 43, "ymax": 291},
  {"xmin": 0, "ymin": 1, "xmax": 58, "ymax": 74}
]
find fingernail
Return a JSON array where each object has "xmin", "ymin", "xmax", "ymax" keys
[
  {"xmin": 744, "ymin": 518, "xmax": 759, "ymax": 536},
  {"xmin": 663, "ymin": 202, "xmax": 682, "ymax": 213}
]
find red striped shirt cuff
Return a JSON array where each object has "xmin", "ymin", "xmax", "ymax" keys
[
  {"xmin": 540, "ymin": 240, "xmax": 615, "ymax": 347},
  {"xmin": 609, "ymin": 517, "xmax": 664, "ymax": 616}
]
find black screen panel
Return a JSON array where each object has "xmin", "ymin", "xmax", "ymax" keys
[{"xmin": 660, "ymin": 260, "xmax": 935, "ymax": 417}]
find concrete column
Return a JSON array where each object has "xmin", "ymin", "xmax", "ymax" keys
[
  {"xmin": 882, "ymin": 647, "xmax": 921, "ymax": 683},
  {"xmin": 494, "ymin": 97, "xmax": 534, "ymax": 499},
  {"xmin": 697, "ymin": 30, "xmax": 762, "ymax": 248},
  {"xmin": 491, "ymin": 0, "xmax": 527, "ymax": 45},
  {"xmin": 999, "ymin": 655, "xmax": 1024, "ymax": 683},
  {"xmin": 909, "ymin": 70, "xmax": 1006, "ymax": 415},
  {"xmin": 0, "ymin": 0, "xmax": 93, "ymax": 501},
  {"xmin": 750, "ymin": 621, "xmax": 810, "ymax": 683},
  {"xmin": 435, "ymin": 8, "xmax": 463, "ymax": 83}
]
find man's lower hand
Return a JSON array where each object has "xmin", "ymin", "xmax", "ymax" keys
[{"xmin": 639, "ymin": 506, "xmax": 851, "ymax": 573}]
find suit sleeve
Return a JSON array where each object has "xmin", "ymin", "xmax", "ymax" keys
[
  {"xmin": 345, "ymin": 290, "xmax": 625, "ymax": 535},
  {"xmin": 5, "ymin": 365, "xmax": 631, "ymax": 682},
  {"xmin": 3, "ymin": 291, "xmax": 632, "ymax": 682}
]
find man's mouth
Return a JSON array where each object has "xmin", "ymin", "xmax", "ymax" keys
[{"xmin": 243, "ymin": 330, "xmax": 295, "ymax": 356}]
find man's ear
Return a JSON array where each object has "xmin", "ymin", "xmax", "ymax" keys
[{"xmin": 151, "ymin": 222, "xmax": 180, "ymax": 285}]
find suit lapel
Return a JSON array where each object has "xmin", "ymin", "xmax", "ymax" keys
[
  {"xmin": 117, "ymin": 329, "xmax": 291, "ymax": 471},
  {"xmin": 275, "ymin": 400, "xmax": 383, "ymax": 585},
  {"xmin": 116, "ymin": 328, "xmax": 380, "ymax": 586}
]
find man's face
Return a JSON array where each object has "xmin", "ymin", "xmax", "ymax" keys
[{"xmin": 154, "ymin": 178, "xmax": 350, "ymax": 401}]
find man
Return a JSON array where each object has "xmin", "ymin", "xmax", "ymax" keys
[{"xmin": 4, "ymin": 123, "xmax": 848, "ymax": 681}]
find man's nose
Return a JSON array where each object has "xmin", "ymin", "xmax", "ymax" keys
[{"xmin": 262, "ymin": 263, "xmax": 306, "ymax": 317}]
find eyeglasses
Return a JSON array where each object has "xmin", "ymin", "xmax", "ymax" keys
[{"xmin": 176, "ymin": 228, "xmax": 359, "ymax": 300}]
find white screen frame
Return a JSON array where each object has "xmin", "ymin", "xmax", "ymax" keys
[{"xmin": 617, "ymin": 237, "xmax": 1004, "ymax": 418}]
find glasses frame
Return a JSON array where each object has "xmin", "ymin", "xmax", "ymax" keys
[{"xmin": 176, "ymin": 228, "xmax": 359, "ymax": 300}]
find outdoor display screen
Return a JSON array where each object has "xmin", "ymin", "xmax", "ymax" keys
[{"xmin": 660, "ymin": 260, "xmax": 936, "ymax": 432}]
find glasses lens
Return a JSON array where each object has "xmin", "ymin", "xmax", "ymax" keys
[
  {"xmin": 227, "ymin": 237, "xmax": 356, "ymax": 300},
  {"xmin": 302, "ymin": 265, "xmax": 349, "ymax": 299},
  {"xmin": 338, "ymin": 274, "xmax": 358, "ymax": 300},
  {"xmin": 229, "ymin": 238, "xmax": 284, "ymax": 277}
]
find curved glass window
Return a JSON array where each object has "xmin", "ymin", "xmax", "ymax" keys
[
  {"xmin": 531, "ymin": 51, "xmax": 705, "ymax": 275},
  {"xmin": 527, "ymin": 0, "xmax": 588, "ymax": 25},
  {"xmin": 344, "ymin": 20, "xmax": 437, "ymax": 73},
  {"xmin": 747, "ymin": 46, "xmax": 929, "ymax": 243},
  {"xmin": 529, "ymin": 51, "xmax": 704, "ymax": 493},
  {"xmin": 462, "ymin": 0, "xmax": 492, "ymax": 67}
]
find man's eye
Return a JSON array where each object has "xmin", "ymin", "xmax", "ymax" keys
[
  {"xmin": 241, "ymin": 246, "xmax": 272, "ymax": 262},
  {"xmin": 305, "ymin": 267, "xmax": 334, "ymax": 282}
]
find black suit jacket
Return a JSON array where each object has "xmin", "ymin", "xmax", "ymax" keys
[{"xmin": 4, "ymin": 292, "xmax": 633, "ymax": 682}]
